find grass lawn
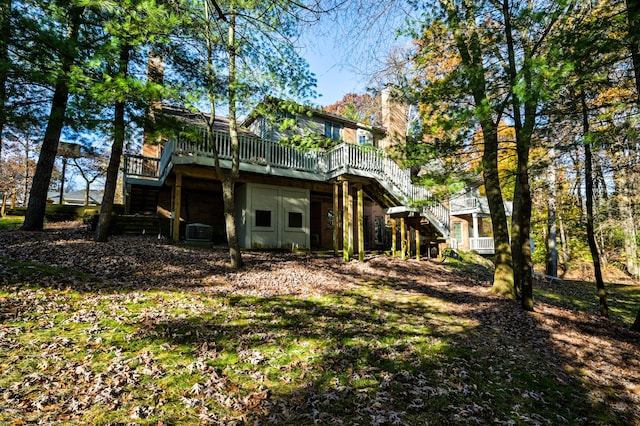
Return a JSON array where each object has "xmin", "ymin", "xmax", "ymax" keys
[
  {"xmin": 535, "ymin": 277, "xmax": 640, "ymax": 327},
  {"xmin": 1, "ymin": 228, "xmax": 639, "ymax": 425},
  {"xmin": 0, "ymin": 215, "xmax": 24, "ymax": 229}
]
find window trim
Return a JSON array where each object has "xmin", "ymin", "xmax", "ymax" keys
[
  {"xmin": 285, "ymin": 210, "xmax": 305, "ymax": 232},
  {"xmin": 452, "ymin": 222, "xmax": 463, "ymax": 243},
  {"xmin": 324, "ymin": 121, "xmax": 342, "ymax": 141},
  {"xmin": 254, "ymin": 209, "xmax": 274, "ymax": 230}
]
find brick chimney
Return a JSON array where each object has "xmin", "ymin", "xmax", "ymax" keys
[
  {"xmin": 380, "ymin": 85, "xmax": 407, "ymax": 155},
  {"xmin": 142, "ymin": 51, "xmax": 164, "ymax": 158}
]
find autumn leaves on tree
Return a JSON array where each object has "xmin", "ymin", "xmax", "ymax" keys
[{"xmin": 405, "ymin": 0, "xmax": 640, "ymax": 318}]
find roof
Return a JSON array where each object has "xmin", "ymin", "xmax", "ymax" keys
[
  {"xmin": 241, "ymin": 97, "xmax": 386, "ymax": 134},
  {"xmin": 47, "ymin": 190, "xmax": 103, "ymax": 205},
  {"xmin": 159, "ymin": 105, "xmax": 258, "ymax": 137}
]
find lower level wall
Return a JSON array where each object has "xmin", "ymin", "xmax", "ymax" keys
[
  {"xmin": 311, "ymin": 196, "xmax": 389, "ymax": 251},
  {"xmin": 236, "ymin": 183, "xmax": 311, "ymax": 250},
  {"xmin": 153, "ymin": 179, "xmax": 391, "ymax": 251}
]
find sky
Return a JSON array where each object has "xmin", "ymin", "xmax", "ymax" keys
[
  {"xmin": 300, "ymin": 34, "xmax": 367, "ymax": 107},
  {"xmin": 297, "ymin": 5, "xmax": 413, "ymax": 108}
]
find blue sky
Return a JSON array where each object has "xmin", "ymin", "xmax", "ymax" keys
[
  {"xmin": 301, "ymin": 35, "xmax": 366, "ymax": 107},
  {"xmin": 297, "ymin": 6, "xmax": 413, "ymax": 108}
]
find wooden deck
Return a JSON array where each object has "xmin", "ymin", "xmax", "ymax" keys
[{"xmin": 124, "ymin": 129, "xmax": 450, "ymax": 238}]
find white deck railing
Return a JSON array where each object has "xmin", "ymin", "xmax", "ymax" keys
[
  {"xmin": 124, "ymin": 129, "xmax": 450, "ymax": 231},
  {"xmin": 470, "ymin": 237, "xmax": 495, "ymax": 253},
  {"xmin": 450, "ymin": 197, "xmax": 480, "ymax": 212}
]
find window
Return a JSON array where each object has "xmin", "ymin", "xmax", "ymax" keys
[
  {"xmin": 255, "ymin": 210, "xmax": 272, "ymax": 227},
  {"xmin": 358, "ymin": 134, "xmax": 367, "ymax": 145},
  {"xmin": 324, "ymin": 121, "xmax": 342, "ymax": 141},
  {"xmin": 453, "ymin": 222, "xmax": 463, "ymax": 243},
  {"xmin": 326, "ymin": 209, "xmax": 343, "ymax": 229},
  {"xmin": 288, "ymin": 212, "xmax": 303, "ymax": 228}
]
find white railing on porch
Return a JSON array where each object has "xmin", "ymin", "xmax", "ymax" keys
[
  {"xmin": 469, "ymin": 237, "xmax": 495, "ymax": 253},
  {"xmin": 124, "ymin": 129, "xmax": 450, "ymax": 231},
  {"xmin": 450, "ymin": 196, "xmax": 480, "ymax": 212}
]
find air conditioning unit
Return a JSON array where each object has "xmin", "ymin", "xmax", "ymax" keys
[{"xmin": 185, "ymin": 223, "xmax": 212, "ymax": 242}]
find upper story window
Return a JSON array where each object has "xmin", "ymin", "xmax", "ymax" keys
[
  {"xmin": 324, "ymin": 121, "xmax": 342, "ymax": 141},
  {"xmin": 357, "ymin": 129, "xmax": 373, "ymax": 146}
]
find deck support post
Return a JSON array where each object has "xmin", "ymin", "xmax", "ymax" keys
[
  {"xmin": 0, "ymin": 193, "xmax": 6, "ymax": 217},
  {"xmin": 401, "ymin": 217, "xmax": 407, "ymax": 260},
  {"xmin": 333, "ymin": 182, "xmax": 339, "ymax": 257},
  {"xmin": 342, "ymin": 179, "xmax": 350, "ymax": 261},
  {"xmin": 357, "ymin": 185, "xmax": 364, "ymax": 262},
  {"xmin": 472, "ymin": 212, "xmax": 479, "ymax": 239},
  {"xmin": 172, "ymin": 171, "xmax": 182, "ymax": 243},
  {"xmin": 348, "ymin": 185, "xmax": 354, "ymax": 259},
  {"xmin": 416, "ymin": 227, "xmax": 421, "ymax": 261},
  {"xmin": 391, "ymin": 219, "xmax": 397, "ymax": 256}
]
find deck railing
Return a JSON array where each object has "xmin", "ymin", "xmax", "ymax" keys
[
  {"xmin": 175, "ymin": 128, "xmax": 323, "ymax": 173},
  {"xmin": 125, "ymin": 129, "xmax": 450, "ymax": 231},
  {"xmin": 124, "ymin": 155, "xmax": 160, "ymax": 178},
  {"xmin": 470, "ymin": 237, "xmax": 495, "ymax": 253},
  {"xmin": 450, "ymin": 196, "xmax": 480, "ymax": 212}
]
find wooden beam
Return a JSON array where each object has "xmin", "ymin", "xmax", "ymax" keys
[
  {"xmin": 357, "ymin": 185, "xmax": 364, "ymax": 262},
  {"xmin": 333, "ymin": 182, "xmax": 339, "ymax": 257},
  {"xmin": 0, "ymin": 193, "xmax": 6, "ymax": 217},
  {"xmin": 401, "ymin": 217, "xmax": 406, "ymax": 260},
  {"xmin": 124, "ymin": 184, "xmax": 131, "ymax": 215},
  {"xmin": 391, "ymin": 219, "xmax": 397, "ymax": 256},
  {"xmin": 342, "ymin": 179, "xmax": 350, "ymax": 262},
  {"xmin": 416, "ymin": 227, "xmax": 421, "ymax": 262},
  {"xmin": 172, "ymin": 171, "xmax": 182, "ymax": 243},
  {"xmin": 348, "ymin": 187, "xmax": 354, "ymax": 259},
  {"xmin": 172, "ymin": 164, "xmax": 335, "ymax": 194}
]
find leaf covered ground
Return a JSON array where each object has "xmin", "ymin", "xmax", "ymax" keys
[{"xmin": 1, "ymin": 223, "xmax": 639, "ymax": 425}]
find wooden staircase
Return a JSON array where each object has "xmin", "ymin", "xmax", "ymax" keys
[{"xmin": 128, "ymin": 186, "xmax": 159, "ymax": 215}]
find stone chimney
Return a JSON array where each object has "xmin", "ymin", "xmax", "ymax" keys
[{"xmin": 380, "ymin": 85, "xmax": 407, "ymax": 155}]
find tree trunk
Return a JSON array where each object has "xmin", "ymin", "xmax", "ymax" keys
[
  {"xmin": 58, "ymin": 158, "xmax": 67, "ymax": 205},
  {"xmin": 502, "ymin": 0, "xmax": 533, "ymax": 308},
  {"xmin": 626, "ymin": 0, "xmax": 640, "ymax": 103},
  {"xmin": 222, "ymin": 178, "xmax": 242, "ymax": 268},
  {"xmin": 625, "ymin": 0, "xmax": 640, "ymax": 328},
  {"xmin": 632, "ymin": 309, "xmax": 640, "ymax": 332},
  {"xmin": 546, "ymin": 147, "xmax": 559, "ymax": 278},
  {"xmin": 0, "ymin": 0, "xmax": 10, "ymax": 160},
  {"xmin": 483, "ymin": 128, "xmax": 515, "ymax": 298},
  {"xmin": 581, "ymin": 91, "xmax": 608, "ymax": 317},
  {"xmin": 222, "ymin": 3, "xmax": 242, "ymax": 268},
  {"xmin": 621, "ymin": 203, "xmax": 639, "ymax": 278},
  {"xmin": 445, "ymin": 0, "xmax": 514, "ymax": 298},
  {"xmin": 95, "ymin": 45, "xmax": 130, "ymax": 242},
  {"xmin": 515, "ymin": 145, "xmax": 533, "ymax": 311},
  {"xmin": 22, "ymin": 6, "xmax": 82, "ymax": 231},
  {"xmin": 558, "ymin": 209, "xmax": 569, "ymax": 271}
]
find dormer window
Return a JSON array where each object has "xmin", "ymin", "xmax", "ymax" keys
[{"xmin": 324, "ymin": 121, "xmax": 342, "ymax": 141}]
